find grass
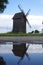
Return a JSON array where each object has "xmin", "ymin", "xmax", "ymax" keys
[{"xmin": 0, "ymin": 32, "xmax": 43, "ymax": 36}]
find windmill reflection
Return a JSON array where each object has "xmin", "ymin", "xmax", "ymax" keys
[
  {"xmin": 12, "ymin": 43, "xmax": 30, "ymax": 64},
  {"xmin": 0, "ymin": 56, "xmax": 6, "ymax": 65},
  {"xmin": 42, "ymin": 44, "xmax": 43, "ymax": 48}
]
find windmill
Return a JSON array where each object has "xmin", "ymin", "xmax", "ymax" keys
[
  {"xmin": 42, "ymin": 21, "xmax": 43, "ymax": 33},
  {"xmin": 12, "ymin": 5, "xmax": 31, "ymax": 33}
]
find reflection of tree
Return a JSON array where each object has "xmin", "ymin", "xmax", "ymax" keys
[
  {"xmin": 12, "ymin": 43, "xmax": 30, "ymax": 64},
  {"xmin": 0, "ymin": 56, "xmax": 6, "ymax": 65}
]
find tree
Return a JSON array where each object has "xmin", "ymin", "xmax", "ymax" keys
[
  {"xmin": 31, "ymin": 31, "xmax": 34, "ymax": 33},
  {"xmin": 0, "ymin": 0, "xmax": 8, "ymax": 13},
  {"xmin": 35, "ymin": 30, "xmax": 39, "ymax": 33},
  {"xmin": 0, "ymin": 56, "xmax": 6, "ymax": 65}
]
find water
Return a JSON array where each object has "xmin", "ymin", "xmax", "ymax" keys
[{"xmin": 0, "ymin": 42, "xmax": 43, "ymax": 65}]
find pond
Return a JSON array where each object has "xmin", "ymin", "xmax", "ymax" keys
[{"xmin": 0, "ymin": 42, "xmax": 43, "ymax": 65}]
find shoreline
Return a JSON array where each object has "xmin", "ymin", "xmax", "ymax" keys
[{"xmin": 0, "ymin": 36, "xmax": 43, "ymax": 44}]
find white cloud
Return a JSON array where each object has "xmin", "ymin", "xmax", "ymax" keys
[
  {"xmin": 27, "ymin": 15, "xmax": 43, "ymax": 25},
  {"xmin": 0, "ymin": 14, "xmax": 13, "ymax": 26},
  {"xmin": 26, "ymin": 15, "xmax": 43, "ymax": 33},
  {"xmin": 0, "ymin": 14, "xmax": 43, "ymax": 33},
  {"xmin": 0, "ymin": 14, "xmax": 13, "ymax": 33},
  {"xmin": 0, "ymin": 14, "xmax": 13, "ymax": 19}
]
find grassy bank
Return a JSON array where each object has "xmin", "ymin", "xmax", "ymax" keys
[{"xmin": 0, "ymin": 32, "xmax": 43, "ymax": 36}]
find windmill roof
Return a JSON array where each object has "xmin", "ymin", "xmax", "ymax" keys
[{"xmin": 12, "ymin": 12, "xmax": 26, "ymax": 20}]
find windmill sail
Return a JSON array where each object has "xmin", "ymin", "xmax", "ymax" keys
[
  {"xmin": 18, "ymin": 5, "xmax": 31, "ymax": 28},
  {"xmin": 26, "ymin": 9, "xmax": 30, "ymax": 16}
]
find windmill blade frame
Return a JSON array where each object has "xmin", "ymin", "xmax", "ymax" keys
[
  {"xmin": 18, "ymin": 5, "xmax": 31, "ymax": 28},
  {"xmin": 26, "ymin": 9, "xmax": 30, "ymax": 16},
  {"xmin": 26, "ymin": 19, "xmax": 31, "ymax": 28},
  {"xmin": 18, "ymin": 5, "xmax": 25, "ymax": 15}
]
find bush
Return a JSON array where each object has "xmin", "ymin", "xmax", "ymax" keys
[{"xmin": 35, "ymin": 30, "xmax": 39, "ymax": 33}]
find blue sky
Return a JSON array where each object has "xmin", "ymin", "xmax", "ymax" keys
[
  {"xmin": 2, "ymin": 0, "xmax": 43, "ymax": 15},
  {"xmin": 0, "ymin": 0, "xmax": 43, "ymax": 33}
]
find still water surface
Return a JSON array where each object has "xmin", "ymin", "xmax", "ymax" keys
[{"xmin": 0, "ymin": 42, "xmax": 43, "ymax": 65}]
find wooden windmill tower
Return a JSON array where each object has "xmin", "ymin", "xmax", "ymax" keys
[
  {"xmin": 42, "ymin": 21, "xmax": 43, "ymax": 33},
  {"xmin": 12, "ymin": 5, "xmax": 31, "ymax": 33}
]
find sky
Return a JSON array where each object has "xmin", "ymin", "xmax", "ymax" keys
[{"xmin": 0, "ymin": 0, "xmax": 43, "ymax": 33}]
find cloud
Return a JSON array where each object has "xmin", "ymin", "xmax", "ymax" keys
[
  {"xmin": 0, "ymin": 14, "xmax": 13, "ymax": 19},
  {"xmin": 0, "ymin": 14, "xmax": 13, "ymax": 33},
  {"xmin": 26, "ymin": 15, "xmax": 43, "ymax": 32},
  {"xmin": 0, "ymin": 14, "xmax": 43, "ymax": 33},
  {"xmin": 0, "ymin": 14, "xmax": 13, "ymax": 26},
  {"xmin": 27, "ymin": 15, "xmax": 43, "ymax": 25}
]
